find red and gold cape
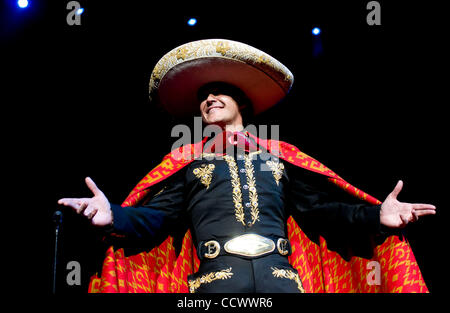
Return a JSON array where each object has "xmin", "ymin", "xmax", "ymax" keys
[{"xmin": 88, "ymin": 134, "xmax": 428, "ymax": 293}]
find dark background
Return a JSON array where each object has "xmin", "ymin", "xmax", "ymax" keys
[{"xmin": 2, "ymin": 0, "xmax": 446, "ymax": 298}]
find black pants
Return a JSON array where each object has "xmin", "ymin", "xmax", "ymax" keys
[{"xmin": 187, "ymin": 254, "xmax": 304, "ymax": 293}]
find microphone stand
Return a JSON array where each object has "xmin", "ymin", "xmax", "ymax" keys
[{"xmin": 52, "ymin": 210, "xmax": 63, "ymax": 294}]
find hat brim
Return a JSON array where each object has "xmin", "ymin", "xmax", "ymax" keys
[{"xmin": 149, "ymin": 39, "xmax": 293, "ymax": 116}]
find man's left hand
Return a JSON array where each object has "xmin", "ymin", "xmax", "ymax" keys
[{"xmin": 380, "ymin": 180, "xmax": 436, "ymax": 228}]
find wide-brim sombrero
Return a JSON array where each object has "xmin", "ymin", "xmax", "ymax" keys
[{"xmin": 149, "ymin": 39, "xmax": 294, "ymax": 116}]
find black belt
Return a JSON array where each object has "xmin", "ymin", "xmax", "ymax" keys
[{"xmin": 197, "ymin": 234, "xmax": 291, "ymax": 261}]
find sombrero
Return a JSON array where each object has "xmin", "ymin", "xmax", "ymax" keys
[{"xmin": 149, "ymin": 39, "xmax": 294, "ymax": 116}]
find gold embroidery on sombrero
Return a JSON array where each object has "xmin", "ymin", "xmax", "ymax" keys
[
  {"xmin": 148, "ymin": 39, "xmax": 294, "ymax": 103},
  {"xmin": 215, "ymin": 40, "xmax": 231, "ymax": 55}
]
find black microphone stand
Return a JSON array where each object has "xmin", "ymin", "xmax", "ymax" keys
[{"xmin": 52, "ymin": 210, "xmax": 63, "ymax": 294}]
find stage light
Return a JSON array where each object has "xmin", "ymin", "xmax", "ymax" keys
[
  {"xmin": 76, "ymin": 8, "xmax": 84, "ymax": 15},
  {"xmin": 312, "ymin": 27, "xmax": 321, "ymax": 36},
  {"xmin": 17, "ymin": 0, "xmax": 29, "ymax": 8},
  {"xmin": 187, "ymin": 18, "xmax": 197, "ymax": 26}
]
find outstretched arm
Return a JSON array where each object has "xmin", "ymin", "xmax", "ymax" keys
[
  {"xmin": 58, "ymin": 177, "xmax": 113, "ymax": 227},
  {"xmin": 380, "ymin": 180, "xmax": 436, "ymax": 228},
  {"xmin": 57, "ymin": 173, "xmax": 187, "ymax": 243}
]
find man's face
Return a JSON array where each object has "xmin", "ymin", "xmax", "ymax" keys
[{"xmin": 199, "ymin": 92, "xmax": 243, "ymax": 127}]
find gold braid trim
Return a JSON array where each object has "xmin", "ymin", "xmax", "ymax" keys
[
  {"xmin": 223, "ymin": 154, "xmax": 260, "ymax": 227},
  {"xmin": 271, "ymin": 267, "xmax": 305, "ymax": 293},
  {"xmin": 244, "ymin": 154, "xmax": 260, "ymax": 226},
  {"xmin": 188, "ymin": 268, "xmax": 234, "ymax": 293},
  {"xmin": 223, "ymin": 155, "xmax": 245, "ymax": 225}
]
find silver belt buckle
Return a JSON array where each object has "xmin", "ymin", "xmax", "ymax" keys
[{"xmin": 224, "ymin": 234, "xmax": 275, "ymax": 257}]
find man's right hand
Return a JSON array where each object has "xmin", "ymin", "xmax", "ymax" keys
[{"xmin": 58, "ymin": 177, "xmax": 113, "ymax": 227}]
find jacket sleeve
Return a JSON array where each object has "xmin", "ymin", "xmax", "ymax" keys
[
  {"xmin": 285, "ymin": 163, "xmax": 386, "ymax": 259},
  {"xmin": 107, "ymin": 169, "xmax": 188, "ymax": 250}
]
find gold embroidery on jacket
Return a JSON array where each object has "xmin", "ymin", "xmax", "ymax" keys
[
  {"xmin": 271, "ymin": 267, "xmax": 305, "ymax": 293},
  {"xmin": 223, "ymin": 154, "xmax": 260, "ymax": 227},
  {"xmin": 265, "ymin": 160, "xmax": 285, "ymax": 186},
  {"xmin": 244, "ymin": 154, "xmax": 260, "ymax": 226},
  {"xmin": 193, "ymin": 163, "xmax": 215, "ymax": 189},
  {"xmin": 223, "ymin": 155, "xmax": 245, "ymax": 225},
  {"xmin": 188, "ymin": 267, "xmax": 233, "ymax": 293}
]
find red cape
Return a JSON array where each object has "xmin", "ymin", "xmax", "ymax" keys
[{"xmin": 88, "ymin": 135, "xmax": 428, "ymax": 293}]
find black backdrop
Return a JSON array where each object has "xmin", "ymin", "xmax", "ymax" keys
[{"xmin": 2, "ymin": 0, "xmax": 447, "ymax": 299}]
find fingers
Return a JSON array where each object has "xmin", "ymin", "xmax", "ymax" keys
[
  {"xmin": 400, "ymin": 212, "xmax": 416, "ymax": 225},
  {"xmin": 57, "ymin": 198, "xmax": 75, "ymax": 208},
  {"xmin": 413, "ymin": 209, "xmax": 436, "ymax": 217},
  {"xmin": 411, "ymin": 203, "xmax": 436, "ymax": 211},
  {"xmin": 411, "ymin": 210, "xmax": 419, "ymax": 222},
  {"xmin": 57, "ymin": 197, "xmax": 99, "ymax": 220},
  {"xmin": 85, "ymin": 177, "xmax": 102, "ymax": 197},
  {"xmin": 57, "ymin": 198, "xmax": 87, "ymax": 211},
  {"xmin": 83, "ymin": 205, "xmax": 98, "ymax": 220},
  {"xmin": 390, "ymin": 180, "xmax": 403, "ymax": 199},
  {"xmin": 57, "ymin": 198, "xmax": 91, "ymax": 215},
  {"xmin": 411, "ymin": 204, "xmax": 436, "ymax": 218},
  {"xmin": 399, "ymin": 214, "xmax": 409, "ymax": 227},
  {"xmin": 400, "ymin": 206, "xmax": 436, "ymax": 226},
  {"xmin": 77, "ymin": 201, "xmax": 88, "ymax": 214}
]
